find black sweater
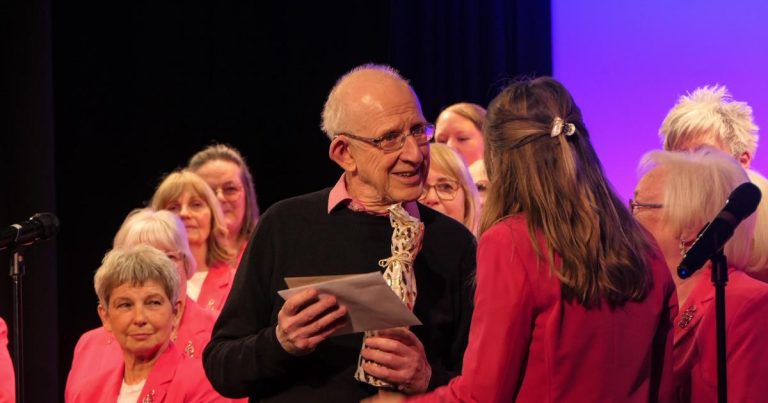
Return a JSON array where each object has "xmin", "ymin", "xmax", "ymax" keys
[{"xmin": 203, "ymin": 188, "xmax": 476, "ymax": 402}]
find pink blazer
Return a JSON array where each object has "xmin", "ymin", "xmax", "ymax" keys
[
  {"xmin": 673, "ymin": 268, "xmax": 768, "ymax": 402},
  {"xmin": 410, "ymin": 216, "xmax": 677, "ymax": 402},
  {"xmin": 196, "ymin": 261, "xmax": 235, "ymax": 314},
  {"xmin": 0, "ymin": 318, "xmax": 15, "ymax": 403},
  {"xmin": 65, "ymin": 296, "xmax": 216, "ymax": 401},
  {"xmin": 69, "ymin": 343, "xmax": 239, "ymax": 403}
]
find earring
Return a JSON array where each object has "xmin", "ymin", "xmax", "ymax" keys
[{"xmin": 679, "ymin": 238, "xmax": 693, "ymax": 257}]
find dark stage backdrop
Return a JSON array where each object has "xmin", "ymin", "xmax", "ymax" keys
[{"xmin": 1, "ymin": 1, "xmax": 550, "ymax": 400}]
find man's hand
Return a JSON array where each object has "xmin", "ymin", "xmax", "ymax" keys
[
  {"xmin": 276, "ymin": 288, "xmax": 348, "ymax": 355},
  {"xmin": 361, "ymin": 327, "xmax": 431, "ymax": 394}
]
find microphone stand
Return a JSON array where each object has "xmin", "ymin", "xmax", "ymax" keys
[
  {"xmin": 710, "ymin": 248, "xmax": 728, "ymax": 403},
  {"xmin": 9, "ymin": 248, "xmax": 25, "ymax": 403}
]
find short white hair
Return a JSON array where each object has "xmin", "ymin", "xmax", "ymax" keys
[
  {"xmin": 638, "ymin": 147, "xmax": 754, "ymax": 270},
  {"xmin": 113, "ymin": 208, "xmax": 196, "ymax": 278},
  {"xmin": 320, "ymin": 63, "xmax": 409, "ymax": 139},
  {"xmin": 660, "ymin": 85, "xmax": 759, "ymax": 158}
]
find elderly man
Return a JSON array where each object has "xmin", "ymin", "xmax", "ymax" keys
[
  {"xmin": 659, "ymin": 85, "xmax": 768, "ymax": 278},
  {"xmin": 203, "ymin": 64, "xmax": 475, "ymax": 402}
]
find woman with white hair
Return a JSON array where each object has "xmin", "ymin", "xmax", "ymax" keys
[
  {"xmin": 633, "ymin": 147, "xmax": 768, "ymax": 402},
  {"xmin": 69, "ymin": 246, "xmax": 235, "ymax": 402},
  {"xmin": 65, "ymin": 209, "xmax": 217, "ymax": 401},
  {"xmin": 660, "ymin": 85, "xmax": 768, "ymax": 281}
]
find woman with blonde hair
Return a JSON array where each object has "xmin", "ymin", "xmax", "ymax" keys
[
  {"xmin": 188, "ymin": 144, "xmax": 260, "ymax": 263},
  {"xmin": 419, "ymin": 143, "xmax": 480, "ymax": 233},
  {"xmin": 151, "ymin": 170, "xmax": 234, "ymax": 314},
  {"xmin": 369, "ymin": 77, "xmax": 676, "ymax": 403}
]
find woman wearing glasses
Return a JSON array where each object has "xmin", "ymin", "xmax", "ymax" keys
[
  {"xmin": 189, "ymin": 144, "xmax": 260, "ymax": 266},
  {"xmin": 368, "ymin": 77, "xmax": 676, "ymax": 402},
  {"xmin": 419, "ymin": 143, "xmax": 480, "ymax": 234},
  {"xmin": 633, "ymin": 147, "xmax": 768, "ymax": 402},
  {"xmin": 151, "ymin": 171, "xmax": 234, "ymax": 314}
]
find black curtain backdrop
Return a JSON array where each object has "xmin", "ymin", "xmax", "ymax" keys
[{"xmin": 1, "ymin": 1, "xmax": 550, "ymax": 400}]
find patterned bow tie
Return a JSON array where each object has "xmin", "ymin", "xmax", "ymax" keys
[{"xmin": 355, "ymin": 203, "xmax": 424, "ymax": 387}]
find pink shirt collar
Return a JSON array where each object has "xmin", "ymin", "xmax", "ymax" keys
[{"xmin": 327, "ymin": 174, "xmax": 420, "ymax": 218}]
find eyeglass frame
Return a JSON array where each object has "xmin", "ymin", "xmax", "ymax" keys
[
  {"xmin": 419, "ymin": 179, "xmax": 461, "ymax": 202},
  {"xmin": 211, "ymin": 183, "xmax": 244, "ymax": 201},
  {"xmin": 334, "ymin": 123, "xmax": 435, "ymax": 152},
  {"xmin": 628, "ymin": 199, "xmax": 663, "ymax": 214}
]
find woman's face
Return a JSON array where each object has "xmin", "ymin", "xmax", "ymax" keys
[
  {"xmin": 164, "ymin": 187, "xmax": 212, "ymax": 246},
  {"xmin": 633, "ymin": 167, "xmax": 682, "ymax": 270},
  {"xmin": 419, "ymin": 165, "xmax": 466, "ymax": 225},
  {"xmin": 98, "ymin": 280, "xmax": 179, "ymax": 360},
  {"xmin": 195, "ymin": 160, "xmax": 246, "ymax": 238},
  {"xmin": 435, "ymin": 111, "xmax": 485, "ymax": 166}
]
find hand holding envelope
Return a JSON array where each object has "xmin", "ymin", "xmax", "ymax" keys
[{"xmin": 278, "ymin": 272, "xmax": 422, "ymax": 336}]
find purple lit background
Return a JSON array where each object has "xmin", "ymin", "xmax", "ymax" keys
[{"xmin": 552, "ymin": 0, "xmax": 768, "ymax": 200}]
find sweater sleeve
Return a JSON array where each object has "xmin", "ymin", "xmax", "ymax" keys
[
  {"xmin": 410, "ymin": 222, "xmax": 535, "ymax": 402},
  {"xmin": 202, "ymin": 206, "xmax": 299, "ymax": 398}
]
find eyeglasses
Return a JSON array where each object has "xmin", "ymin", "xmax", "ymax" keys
[
  {"xmin": 212, "ymin": 184, "xmax": 243, "ymax": 201},
  {"xmin": 419, "ymin": 179, "xmax": 460, "ymax": 201},
  {"xmin": 628, "ymin": 199, "xmax": 663, "ymax": 214},
  {"xmin": 335, "ymin": 123, "xmax": 435, "ymax": 152}
]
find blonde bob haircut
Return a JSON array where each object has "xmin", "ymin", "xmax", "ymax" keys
[
  {"xmin": 188, "ymin": 143, "xmax": 260, "ymax": 242},
  {"xmin": 638, "ymin": 147, "xmax": 755, "ymax": 271},
  {"xmin": 113, "ymin": 208, "xmax": 196, "ymax": 278},
  {"xmin": 428, "ymin": 143, "xmax": 480, "ymax": 233},
  {"xmin": 94, "ymin": 245, "xmax": 181, "ymax": 310},
  {"xmin": 150, "ymin": 170, "xmax": 232, "ymax": 266},
  {"xmin": 660, "ymin": 85, "xmax": 759, "ymax": 159}
]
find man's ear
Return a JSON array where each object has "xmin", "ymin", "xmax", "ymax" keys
[
  {"xmin": 738, "ymin": 151, "xmax": 752, "ymax": 169},
  {"xmin": 97, "ymin": 303, "xmax": 112, "ymax": 333},
  {"xmin": 329, "ymin": 137, "xmax": 357, "ymax": 172}
]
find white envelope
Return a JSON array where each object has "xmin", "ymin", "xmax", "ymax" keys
[{"xmin": 278, "ymin": 272, "xmax": 422, "ymax": 335}]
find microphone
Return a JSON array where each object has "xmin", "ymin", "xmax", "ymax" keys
[
  {"xmin": 677, "ymin": 182, "xmax": 761, "ymax": 279},
  {"xmin": 0, "ymin": 213, "xmax": 60, "ymax": 251}
]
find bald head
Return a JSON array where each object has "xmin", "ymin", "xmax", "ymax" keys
[{"xmin": 321, "ymin": 64, "xmax": 422, "ymax": 139}]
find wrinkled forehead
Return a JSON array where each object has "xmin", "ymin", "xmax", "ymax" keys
[{"xmin": 340, "ymin": 75, "xmax": 424, "ymax": 134}]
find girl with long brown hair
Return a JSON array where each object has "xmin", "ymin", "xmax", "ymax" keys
[{"xmin": 370, "ymin": 77, "xmax": 677, "ymax": 402}]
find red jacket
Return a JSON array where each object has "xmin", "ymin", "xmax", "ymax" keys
[
  {"xmin": 673, "ymin": 268, "xmax": 768, "ymax": 402},
  {"xmin": 196, "ymin": 261, "xmax": 235, "ymax": 314},
  {"xmin": 409, "ymin": 216, "xmax": 677, "ymax": 402},
  {"xmin": 0, "ymin": 318, "xmax": 14, "ymax": 403},
  {"xmin": 68, "ymin": 343, "xmax": 238, "ymax": 403},
  {"xmin": 65, "ymin": 296, "xmax": 216, "ymax": 401}
]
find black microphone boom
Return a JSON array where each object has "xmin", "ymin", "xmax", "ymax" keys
[
  {"xmin": 677, "ymin": 182, "xmax": 761, "ymax": 279},
  {"xmin": 0, "ymin": 213, "xmax": 60, "ymax": 251}
]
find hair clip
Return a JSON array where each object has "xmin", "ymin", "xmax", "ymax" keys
[{"xmin": 551, "ymin": 117, "xmax": 576, "ymax": 137}]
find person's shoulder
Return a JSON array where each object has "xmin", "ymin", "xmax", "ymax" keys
[
  {"xmin": 74, "ymin": 327, "xmax": 111, "ymax": 349},
  {"xmin": 729, "ymin": 271, "xmax": 768, "ymax": 304},
  {"xmin": 478, "ymin": 215, "xmax": 528, "ymax": 245},
  {"xmin": 260, "ymin": 188, "xmax": 332, "ymax": 222}
]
